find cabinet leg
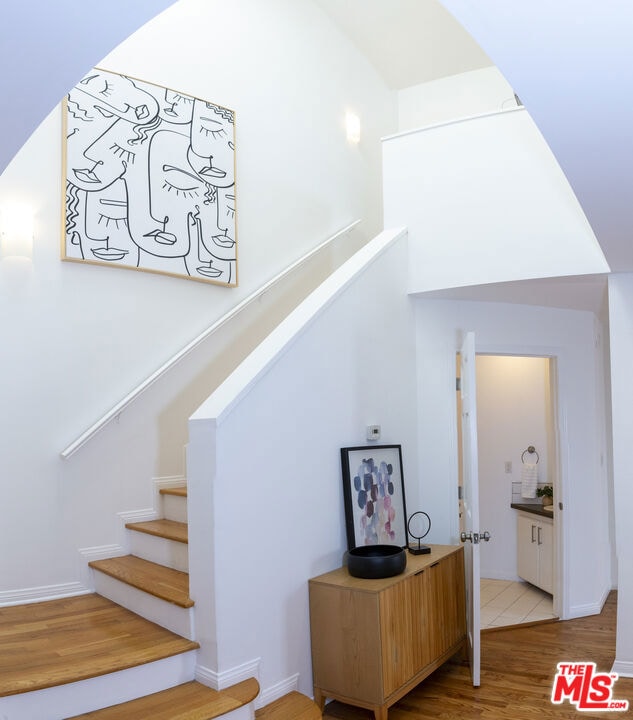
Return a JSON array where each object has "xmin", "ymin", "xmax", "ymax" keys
[
  {"xmin": 373, "ymin": 705, "xmax": 388, "ymax": 720},
  {"xmin": 313, "ymin": 689, "xmax": 326, "ymax": 712}
]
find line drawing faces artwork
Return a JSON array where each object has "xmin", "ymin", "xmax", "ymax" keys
[{"xmin": 62, "ymin": 68, "xmax": 237, "ymax": 286}]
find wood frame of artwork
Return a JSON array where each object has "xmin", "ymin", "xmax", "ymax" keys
[{"xmin": 62, "ymin": 67, "xmax": 237, "ymax": 286}]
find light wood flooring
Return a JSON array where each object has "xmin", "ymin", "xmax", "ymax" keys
[
  {"xmin": 0, "ymin": 594, "xmax": 198, "ymax": 697},
  {"xmin": 323, "ymin": 591, "xmax": 633, "ymax": 719}
]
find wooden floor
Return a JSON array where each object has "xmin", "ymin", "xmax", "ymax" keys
[
  {"xmin": 323, "ymin": 592, "xmax": 633, "ymax": 719},
  {"xmin": 0, "ymin": 594, "xmax": 199, "ymax": 697}
]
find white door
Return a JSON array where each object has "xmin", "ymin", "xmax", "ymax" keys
[{"xmin": 459, "ymin": 331, "xmax": 481, "ymax": 687}]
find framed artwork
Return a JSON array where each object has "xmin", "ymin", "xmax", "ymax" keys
[
  {"xmin": 341, "ymin": 444, "xmax": 408, "ymax": 549},
  {"xmin": 62, "ymin": 67, "xmax": 237, "ymax": 286}
]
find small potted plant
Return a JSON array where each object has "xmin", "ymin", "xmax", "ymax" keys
[{"xmin": 536, "ymin": 485, "xmax": 553, "ymax": 506}]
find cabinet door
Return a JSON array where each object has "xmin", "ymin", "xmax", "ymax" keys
[
  {"xmin": 309, "ymin": 584, "xmax": 382, "ymax": 704},
  {"xmin": 409, "ymin": 568, "xmax": 433, "ymax": 674},
  {"xmin": 427, "ymin": 551, "xmax": 466, "ymax": 660},
  {"xmin": 538, "ymin": 520, "xmax": 554, "ymax": 594},
  {"xmin": 380, "ymin": 576, "xmax": 418, "ymax": 698},
  {"xmin": 517, "ymin": 514, "xmax": 538, "ymax": 586}
]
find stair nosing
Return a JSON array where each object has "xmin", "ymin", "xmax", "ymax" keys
[
  {"xmin": 159, "ymin": 485, "xmax": 188, "ymax": 498},
  {"xmin": 89, "ymin": 555, "xmax": 193, "ymax": 608},
  {"xmin": 65, "ymin": 678, "xmax": 259, "ymax": 719},
  {"xmin": 125, "ymin": 519, "xmax": 188, "ymax": 544}
]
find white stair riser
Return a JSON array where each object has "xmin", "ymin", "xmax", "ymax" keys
[
  {"xmin": 127, "ymin": 530, "xmax": 189, "ymax": 572},
  {"xmin": 0, "ymin": 651, "xmax": 197, "ymax": 720},
  {"xmin": 217, "ymin": 706, "xmax": 254, "ymax": 720},
  {"xmin": 162, "ymin": 494, "xmax": 188, "ymax": 523},
  {"xmin": 92, "ymin": 571, "xmax": 195, "ymax": 639}
]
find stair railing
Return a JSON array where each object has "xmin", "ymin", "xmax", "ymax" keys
[{"xmin": 60, "ymin": 219, "xmax": 361, "ymax": 459}]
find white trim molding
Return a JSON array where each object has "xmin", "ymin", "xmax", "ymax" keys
[
  {"xmin": 196, "ymin": 657, "xmax": 261, "ymax": 691},
  {"xmin": 0, "ymin": 581, "xmax": 90, "ymax": 607},
  {"xmin": 255, "ymin": 673, "xmax": 299, "ymax": 710},
  {"xmin": 611, "ymin": 660, "xmax": 633, "ymax": 678},
  {"xmin": 78, "ymin": 543, "xmax": 127, "ymax": 591}
]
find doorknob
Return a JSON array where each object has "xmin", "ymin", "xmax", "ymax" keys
[
  {"xmin": 460, "ymin": 531, "xmax": 480, "ymax": 544},
  {"xmin": 461, "ymin": 531, "xmax": 491, "ymax": 543}
]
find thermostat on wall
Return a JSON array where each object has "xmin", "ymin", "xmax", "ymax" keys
[{"xmin": 366, "ymin": 425, "xmax": 381, "ymax": 441}]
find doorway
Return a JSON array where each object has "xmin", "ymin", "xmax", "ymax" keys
[{"xmin": 457, "ymin": 353, "xmax": 560, "ymax": 630}]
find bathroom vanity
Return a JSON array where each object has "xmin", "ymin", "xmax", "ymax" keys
[{"xmin": 512, "ymin": 504, "xmax": 553, "ymax": 594}]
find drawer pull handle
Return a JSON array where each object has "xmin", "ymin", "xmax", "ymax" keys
[
  {"xmin": 415, "ymin": 569, "xmax": 425, "ymax": 576},
  {"xmin": 430, "ymin": 562, "xmax": 440, "ymax": 568}
]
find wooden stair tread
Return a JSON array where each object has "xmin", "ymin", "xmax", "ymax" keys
[
  {"xmin": 89, "ymin": 555, "xmax": 193, "ymax": 608},
  {"xmin": 255, "ymin": 691, "xmax": 322, "ymax": 720},
  {"xmin": 159, "ymin": 485, "xmax": 187, "ymax": 497},
  {"xmin": 125, "ymin": 518, "xmax": 188, "ymax": 543},
  {"xmin": 67, "ymin": 678, "xmax": 259, "ymax": 719},
  {"xmin": 0, "ymin": 594, "xmax": 198, "ymax": 697}
]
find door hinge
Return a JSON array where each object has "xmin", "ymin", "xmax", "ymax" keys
[{"xmin": 456, "ymin": 377, "xmax": 461, "ymax": 392}]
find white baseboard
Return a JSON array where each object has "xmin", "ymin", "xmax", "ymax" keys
[
  {"xmin": 153, "ymin": 475, "xmax": 187, "ymax": 492},
  {"xmin": 0, "ymin": 581, "xmax": 90, "ymax": 607},
  {"xmin": 78, "ymin": 543, "xmax": 127, "ymax": 591},
  {"xmin": 566, "ymin": 585, "xmax": 610, "ymax": 620},
  {"xmin": 196, "ymin": 657, "xmax": 261, "ymax": 691},
  {"xmin": 118, "ymin": 507, "xmax": 158, "ymax": 524},
  {"xmin": 611, "ymin": 660, "xmax": 633, "ymax": 678},
  {"xmin": 255, "ymin": 673, "xmax": 299, "ymax": 709}
]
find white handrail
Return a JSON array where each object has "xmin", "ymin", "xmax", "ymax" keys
[{"xmin": 60, "ymin": 219, "xmax": 361, "ymax": 459}]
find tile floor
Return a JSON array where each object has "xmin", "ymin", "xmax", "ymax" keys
[{"xmin": 480, "ymin": 578, "xmax": 557, "ymax": 630}]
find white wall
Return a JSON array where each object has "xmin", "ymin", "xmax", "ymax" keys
[
  {"xmin": 0, "ymin": 0, "xmax": 397, "ymax": 597},
  {"xmin": 476, "ymin": 355, "xmax": 550, "ymax": 581},
  {"xmin": 187, "ymin": 230, "xmax": 418, "ymax": 697},
  {"xmin": 414, "ymin": 298, "xmax": 612, "ymax": 620},
  {"xmin": 398, "ymin": 66, "xmax": 516, "ymax": 132},
  {"xmin": 608, "ymin": 274, "xmax": 633, "ymax": 675},
  {"xmin": 383, "ymin": 108, "xmax": 609, "ymax": 294}
]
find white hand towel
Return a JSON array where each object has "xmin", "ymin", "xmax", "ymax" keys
[{"xmin": 521, "ymin": 463, "xmax": 538, "ymax": 498}]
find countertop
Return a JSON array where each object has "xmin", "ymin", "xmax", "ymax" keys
[{"xmin": 511, "ymin": 502, "xmax": 554, "ymax": 519}]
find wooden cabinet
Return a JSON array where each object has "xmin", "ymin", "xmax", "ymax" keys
[
  {"xmin": 516, "ymin": 511, "xmax": 553, "ymax": 594},
  {"xmin": 308, "ymin": 545, "xmax": 466, "ymax": 720}
]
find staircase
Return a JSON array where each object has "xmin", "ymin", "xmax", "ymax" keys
[
  {"xmin": 90, "ymin": 486, "xmax": 194, "ymax": 640},
  {"xmin": 0, "ymin": 485, "xmax": 321, "ymax": 719}
]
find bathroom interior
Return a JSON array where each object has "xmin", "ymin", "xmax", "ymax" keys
[{"xmin": 471, "ymin": 354, "xmax": 558, "ymax": 630}]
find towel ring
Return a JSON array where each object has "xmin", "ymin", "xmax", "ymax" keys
[{"xmin": 521, "ymin": 446, "xmax": 539, "ymax": 464}]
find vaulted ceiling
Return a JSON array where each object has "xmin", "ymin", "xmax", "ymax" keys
[
  {"xmin": 2, "ymin": 1, "xmax": 631, "ymax": 282},
  {"xmin": 316, "ymin": 0, "xmax": 633, "ymax": 278}
]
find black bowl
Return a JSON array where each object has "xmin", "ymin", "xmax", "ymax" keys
[{"xmin": 346, "ymin": 544, "xmax": 407, "ymax": 579}]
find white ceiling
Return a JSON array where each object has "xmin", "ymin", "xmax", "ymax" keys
[
  {"xmin": 316, "ymin": 0, "xmax": 633, "ymax": 315},
  {"xmin": 314, "ymin": 0, "xmax": 492, "ymax": 89}
]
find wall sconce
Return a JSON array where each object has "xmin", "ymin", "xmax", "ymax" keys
[
  {"xmin": 0, "ymin": 203, "xmax": 34, "ymax": 260},
  {"xmin": 345, "ymin": 111, "xmax": 361, "ymax": 144}
]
